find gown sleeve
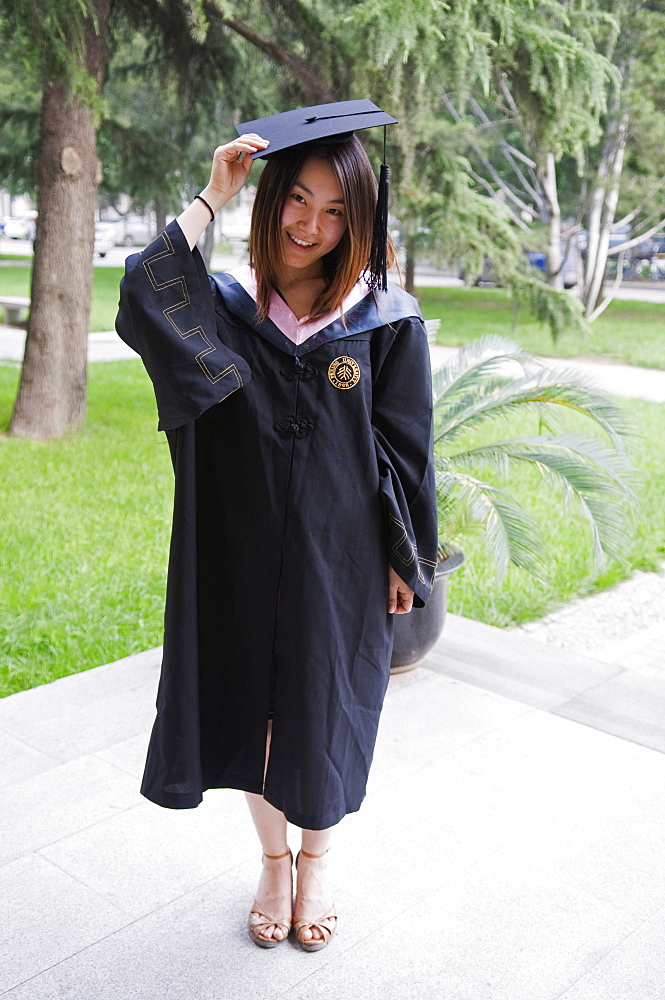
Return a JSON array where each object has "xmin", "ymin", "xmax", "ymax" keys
[
  {"xmin": 115, "ymin": 218, "xmax": 252, "ymax": 431},
  {"xmin": 372, "ymin": 316, "xmax": 438, "ymax": 607}
]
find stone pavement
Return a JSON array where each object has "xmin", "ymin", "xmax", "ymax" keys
[
  {"xmin": 428, "ymin": 343, "xmax": 665, "ymax": 403},
  {"xmin": 0, "ymin": 327, "xmax": 138, "ymax": 363},
  {"xmin": 2, "ymin": 617, "xmax": 665, "ymax": 1000}
]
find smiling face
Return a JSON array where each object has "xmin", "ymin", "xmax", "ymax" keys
[
  {"xmin": 249, "ymin": 135, "xmax": 384, "ymax": 324},
  {"xmin": 279, "ymin": 158, "xmax": 348, "ymax": 278}
]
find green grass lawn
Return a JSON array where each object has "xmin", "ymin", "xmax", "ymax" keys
[
  {"xmin": 419, "ymin": 286, "xmax": 665, "ymax": 369},
  {"xmin": 1, "ymin": 359, "xmax": 664, "ymax": 697},
  {"xmin": 0, "ymin": 265, "xmax": 124, "ymax": 332},
  {"xmin": 0, "ymin": 361, "xmax": 173, "ymax": 696}
]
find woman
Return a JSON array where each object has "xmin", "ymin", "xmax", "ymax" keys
[{"xmin": 116, "ymin": 101, "xmax": 437, "ymax": 951}]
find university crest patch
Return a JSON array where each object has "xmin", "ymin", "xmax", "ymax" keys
[{"xmin": 328, "ymin": 356, "xmax": 361, "ymax": 389}]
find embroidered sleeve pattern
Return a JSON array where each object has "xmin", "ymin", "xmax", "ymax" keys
[
  {"xmin": 142, "ymin": 231, "xmax": 243, "ymax": 388},
  {"xmin": 388, "ymin": 513, "xmax": 438, "ymax": 591},
  {"xmin": 116, "ymin": 219, "xmax": 253, "ymax": 431}
]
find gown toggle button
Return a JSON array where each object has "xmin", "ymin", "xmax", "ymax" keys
[
  {"xmin": 280, "ymin": 361, "xmax": 318, "ymax": 381},
  {"xmin": 275, "ymin": 416, "xmax": 313, "ymax": 438}
]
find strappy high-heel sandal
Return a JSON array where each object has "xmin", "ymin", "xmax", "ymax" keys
[
  {"xmin": 248, "ymin": 848, "xmax": 293, "ymax": 949},
  {"xmin": 293, "ymin": 849, "xmax": 338, "ymax": 952}
]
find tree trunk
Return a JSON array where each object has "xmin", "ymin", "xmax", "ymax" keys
[
  {"xmin": 10, "ymin": 3, "xmax": 110, "ymax": 439},
  {"xmin": 154, "ymin": 190, "xmax": 167, "ymax": 235},
  {"xmin": 404, "ymin": 234, "xmax": 416, "ymax": 295},
  {"xmin": 583, "ymin": 149, "xmax": 608, "ymax": 298},
  {"xmin": 540, "ymin": 152, "xmax": 563, "ymax": 291},
  {"xmin": 583, "ymin": 110, "xmax": 629, "ymax": 319},
  {"xmin": 200, "ymin": 220, "xmax": 215, "ymax": 271}
]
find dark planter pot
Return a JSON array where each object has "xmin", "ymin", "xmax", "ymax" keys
[{"xmin": 390, "ymin": 551, "xmax": 465, "ymax": 673}]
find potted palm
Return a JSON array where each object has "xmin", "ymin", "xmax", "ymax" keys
[{"xmin": 391, "ymin": 334, "xmax": 635, "ymax": 671}]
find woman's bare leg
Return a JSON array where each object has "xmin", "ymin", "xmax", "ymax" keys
[
  {"xmin": 295, "ymin": 826, "xmax": 336, "ymax": 942},
  {"xmin": 245, "ymin": 791, "xmax": 289, "ymax": 856},
  {"xmin": 245, "ymin": 721, "xmax": 292, "ymax": 941}
]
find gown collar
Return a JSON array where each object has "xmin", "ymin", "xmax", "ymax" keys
[
  {"xmin": 227, "ymin": 265, "xmax": 371, "ymax": 345},
  {"xmin": 211, "ymin": 266, "xmax": 423, "ymax": 357}
]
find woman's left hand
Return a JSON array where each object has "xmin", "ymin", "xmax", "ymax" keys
[{"xmin": 387, "ymin": 566, "xmax": 414, "ymax": 614}]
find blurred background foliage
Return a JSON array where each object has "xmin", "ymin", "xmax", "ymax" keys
[{"xmin": 0, "ymin": 0, "xmax": 664, "ymax": 329}]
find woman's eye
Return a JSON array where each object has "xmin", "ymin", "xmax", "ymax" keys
[
  {"xmin": 328, "ymin": 208, "xmax": 343, "ymax": 216},
  {"xmin": 291, "ymin": 193, "xmax": 305, "ymax": 203}
]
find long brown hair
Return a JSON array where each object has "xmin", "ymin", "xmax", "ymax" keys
[{"xmin": 248, "ymin": 135, "xmax": 395, "ymax": 324}]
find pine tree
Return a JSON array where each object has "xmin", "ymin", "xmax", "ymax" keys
[{"xmin": 1, "ymin": 0, "xmax": 249, "ymax": 439}]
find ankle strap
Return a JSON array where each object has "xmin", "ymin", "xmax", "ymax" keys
[
  {"xmin": 300, "ymin": 848, "xmax": 329, "ymax": 860},
  {"xmin": 263, "ymin": 849, "xmax": 291, "ymax": 861}
]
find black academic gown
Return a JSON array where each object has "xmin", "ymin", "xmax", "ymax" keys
[{"xmin": 116, "ymin": 219, "xmax": 437, "ymax": 830}]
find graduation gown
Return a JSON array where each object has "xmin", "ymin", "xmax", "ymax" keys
[{"xmin": 116, "ymin": 219, "xmax": 437, "ymax": 830}]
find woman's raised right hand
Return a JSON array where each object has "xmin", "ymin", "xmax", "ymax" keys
[
  {"xmin": 205, "ymin": 134, "xmax": 269, "ymax": 211},
  {"xmin": 177, "ymin": 133, "xmax": 269, "ymax": 251}
]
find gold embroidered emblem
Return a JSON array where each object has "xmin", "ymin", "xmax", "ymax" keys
[{"xmin": 328, "ymin": 356, "xmax": 361, "ymax": 389}]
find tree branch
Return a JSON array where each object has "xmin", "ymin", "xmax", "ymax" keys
[
  {"xmin": 204, "ymin": 2, "xmax": 338, "ymax": 103},
  {"xmin": 587, "ymin": 249, "xmax": 625, "ymax": 322},
  {"xmin": 466, "ymin": 96, "xmax": 543, "ymax": 209},
  {"xmin": 607, "ymin": 216, "xmax": 665, "ymax": 255},
  {"xmin": 442, "ymin": 93, "xmax": 539, "ymax": 218},
  {"xmin": 466, "ymin": 165, "xmax": 497, "ymax": 199},
  {"xmin": 465, "ymin": 167, "xmax": 532, "ymax": 232},
  {"xmin": 612, "ymin": 206, "xmax": 641, "ymax": 230},
  {"xmin": 497, "ymin": 73, "xmax": 519, "ymax": 116}
]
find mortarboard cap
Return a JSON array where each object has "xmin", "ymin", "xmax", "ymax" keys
[
  {"xmin": 235, "ymin": 100, "xmax": 398, "ymax": 291},
  {"xmin": 235, "ymin": 100, "xmax": 397, "ymax": 159}
]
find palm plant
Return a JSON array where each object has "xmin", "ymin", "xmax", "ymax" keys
[{"xmin": 433, "ymin": 336, "xmax": 637, "ymax": 581}]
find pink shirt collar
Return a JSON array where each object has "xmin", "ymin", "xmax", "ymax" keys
[{"xmin": 227, "ymin": 265, "xmax": 371, "ymax": 345}]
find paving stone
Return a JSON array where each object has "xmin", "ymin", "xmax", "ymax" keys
[
  {"xmin": 429, "ymin": 614, "xmax": 622, "ymax": 710},
  {"xmin": 278, "ymin": 852, "xmax": 640, "ymax": 1000},
  {"xmin": 427, "ymin": 705, "xmax": 647, "ymax": 810},
  {"xmin": 556, "ymin": 662, "xmax": 665, "ymax": 752},
  {"xmin": 592, "ymin": 623, "xmax": 665, "ymax": 665},
  {"xmin": 386, "ymin": 664, "xmax": 432, "ymax": 693},
  {"xmin": 0, "ymin": 862, "xmax": 361, "ymax": 1000},
  {"xmin": 95, "ymin": 732, "xmax": 151, "ymax": 779},
  {"xmin": 619, "ymin": 652, "xmax": 653, "ymax": 668},
  {"xmin": 0, "ymin": 854, "xmax": 130, "ymax": 994},
  {"xmin": 559, "ymin": 908, "xmax": 665, "ymax": 999},
  {"xmin": 549, "ymin": 356, "xmax": 665, "ymax": 402},
  {"xmin": 0, "ymin": 729, "xmax": 57, "ymax": 789},
  {"xmin": 0, "ymin": 327, "xmax": 139, "ymax": 362},
  {"xmin": 369, "ymin": 670, "xmax": 528, "ymax": 793},
  {"xmin": 87, "ymin": 331, "xmax": 138, "ymax": 361},
  {"xmin": 38, "ymin": 788, "xmax": 259, "ymax": 917},
  {"xmin": 0, "ymin": 647, "xmax": 160, "ymax": 762},
  {"xmin": 336, "ymin": 700, "xmax": 646, "ymax": 917},
  {"xmin": 0, "ymin": 754, "xmax": 140, "ymax": 866},
  {"xmin": 499, "ymin": 749, "xmax": 665, "ymax": 919}
]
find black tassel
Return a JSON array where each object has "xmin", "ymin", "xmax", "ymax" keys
[{"xmin": 366, "ymin": 162, "xmax": 390, "ymax": 292}]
